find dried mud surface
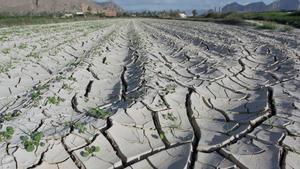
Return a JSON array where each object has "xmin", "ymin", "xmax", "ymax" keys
[{"xmin": 0, "ymin": 19, "xmax": 300, "ymax": 169}]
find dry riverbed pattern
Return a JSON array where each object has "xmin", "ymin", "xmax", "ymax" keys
[{"xmin": 0, "ymin": 19, "xmax": 300, "ymax": 169}]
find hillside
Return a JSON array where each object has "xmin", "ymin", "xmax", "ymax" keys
[
  {"xmin": 0, "ymin": 0, "xmax": 121, "ymax": 15},
  {"xmin": 223, "ymin": 0, "xmax": 300, "ymax": 13}
]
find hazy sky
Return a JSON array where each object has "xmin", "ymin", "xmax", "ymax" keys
[{"xmin": 97, "ymin": 0, "xmax": 274, "ymax": 10}]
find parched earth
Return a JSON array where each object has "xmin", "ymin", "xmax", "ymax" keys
[{"xmin": 0, "ymin": 19, "xmax": 300, "ymax": 169}]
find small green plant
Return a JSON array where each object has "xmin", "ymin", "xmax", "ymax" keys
[
  {"xmin": 156, "ymin": 99, "xmax": 165, "ymax": 107},
  {"xmin": 30, "ymin": 84, "xmax": 50, "ymax": 105},
  {"xmin": 0, "ymin": 63, "xmax": 13, "ymax": 73},
  {"xmin": 159, "ymin": 133, "xmax": 166, "ymax": 140},
  {"xmin": 20, "ymin": 131, "xmax": 44, "ymax": 152},
  {"xmin": 80, "ymin": 146, "xmax": 100, "ymax": 157},
  {"xmin": 162, "ymin": 112, "xmax": 177, "ymax": 121},
  {"xmin": 31, "ymin": 90, "xmax": 42, "ymax": 101},
  {"xmin": 0, "ymin": 126, "xmax": 14, "ymax": 142},
  {"xmin": 55, "ymin": 75, "xmax": 66, "ymax": 82},
  {"xmin": 47, "ymin": 96, "xmax": 65, "ymax": 105},
  {"xmin": 36, "ymin": 84, "xmax": 50, "ymax": 91},
  {"xmin": 87, "ymin": 107, "xmax": 111, "ymax": 119},
  {"xmin": 26, "ymin": 52, "xmax": 40, "ymax": 59},
  {"xmin": 62, "ymin": 83, "xmax": 72, "ymax": 90},
  {"xmin": 68, "ymin": 76, "xmax": 77, "ymax": 82},
  {"xmin": 1, "ymin": 111, "xmax": 20, "ymax": 121},
  {"xmin": 2, "ymin": 48, "xmax": 10, "ymax": 54},
  {"xmin": 64, "ymin": 121, "xmax": 87, "ymax": 133},
  {"xmin": 162, "ymin": 84, "xmax": 177, "ymax": 94},
  {"xmin": 18, "ymin": 43, "xmax": 27, "ymax": 49}
]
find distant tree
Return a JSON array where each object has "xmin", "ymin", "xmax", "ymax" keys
[
  {"xmin": 192, "ymin": 9, "xmax": 198, "ymax": 17},
  {"xmin": 87, "ymin": 6, "xmax": 92, "ymax": 14}
]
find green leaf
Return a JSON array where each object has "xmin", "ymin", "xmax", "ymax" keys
[
  {"xmin": 32, "ymin": 132, "xmax": 43, "ymax": 142},
  {"xmin": 80, "ymin": 151, "xmax": 89, "ymax": 157},
  {"xmin": 20, "ymin": 135, "xmax": 29, "ymax": 141},
  {"xmin": 94, "ymin": 146, "xmax": 100, "ymax": 152},
  {"xmin": 25, "ymin": 142, "xmax": 35, "ymax": 152},
  {"xmin": 6, "ymin": 127, "xmax": 14, "ymax": 135}
]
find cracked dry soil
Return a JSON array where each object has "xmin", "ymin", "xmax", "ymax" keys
[{"xmin": 0, "ymin": 19, "xmax": 300, "ymax": 169}]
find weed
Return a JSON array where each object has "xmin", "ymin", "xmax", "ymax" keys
[
  {"xmin": 18, "ymin": 43, "xmax": 27, "ymax": 49},
  {"xmin": 64, "ymin": 121, "xmax": 87, "ymax": 134},
  {"xmin": 80, "ymin": 146, "xmax": 100, "ymax": 157},
  {"xmin": 159, "ymin": 133, "xmax": 166, "ymax": 140},
  {"xmin": 87, "ymin": 107, "xmax": 111, "ymax": 119},
  {"xmin": 30, "ymin": 84, "xmax": 50, "ymax": 105},
  {"xmin": 31, "ymin": 90, "xmax": 42, "ymax": 101},
  {"xmin": 47, "ymin": 96, "xmax": 65, "ymax": 105},
  {"xmin": 62, "ymin": 83, "xmax": 72, "ymax": 90},
  {"xmin": 20, "ymin": 131, "xmax": 44, "ymax": 152},
  {"xmin": 162, "ymin": 112, "xmax": 177, "ymax": 121},
  {"xmin": 2, "ymin": 48, "xmax": 10, "ymax": 54},
  {"xmin": 26, "ymin": 52, "xmax": 40, "ymax": 59},
  {"xmin": 68, "ymin": 76, "xmax": 77, "ymax": 82},
  {"xmin": 162, "ymin": 84, "xmax": 177, "ymax": 94},
  {"xmin": 0, "ymin": 62, "xmax": 13, "ymax": 73},
  {"xmin": 156, "ymin": 100, "xmax": 165, "ymax": 107},
  {"xmin": 36, "ymin": 84, "xmax": 50, "ymax": 91},
  {"xmin": 55, "ymin": 75, "xmax": 66, "ymax": 82},
  {"xmin": 0, "ymin": 126, "xmax": 14, "ymax": 142},
  {"xmin": 1, "ymin": 111, "xmax": 20, "ymax": 121}
]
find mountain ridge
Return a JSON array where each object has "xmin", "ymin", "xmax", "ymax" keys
[
  {"xmin": 222, "ymin": 0, "xmax": 300, "ymax": 13},
  {"xmin": 0, "ymin": 0, "xmax": 122, "ymax": 15}
]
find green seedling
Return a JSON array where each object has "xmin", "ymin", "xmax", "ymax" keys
[
  {"xmin": 18, "ymin": 43, "xmax": 27, "ymax": 49},
  {"xmin": 62, "ymin": 83, "xmax": 72, "ymax": 90},
  {"xmin": 20, "ymin": 131, "xmax": 44, "ymax": 152},
  {"xmin": 68, "ymin": 76, "xmax": 77, "ymax": 82},
  {"xmin": 36, "ymin": 84, "xmax": 50, "ymax": 91},
  {"xmin": 30, "ymin": 84, "xmax": 50, "ymax": 105},
  {"xmin": 80, "ymin": 146, "xmax": 100, "ymax": 157},
  {"xmin": 159, "ymin": 133, "xmax": 166, "ymax": 140},
  {"xmin": 1, "ymin": 111, "xmax": 20, "ymax": 121},
  {"xmin": 162, "ymin": 112, "xmax": 177, "ymax": 122},
  {"xmin": 87, "ymin": 107, "xmax": 111, "ymax": 119},
  {"xmin": 64, "ymin": 121, "xmax": 87, "ymax": 134},
  {"xmin": 26, "ymin": 52, "xmax": 40, "ymax": 59},
  {"xmin": 31, "ymin": 90, "xmax": 42, "ymax": 101},
  {"xmin": 2, "ymin": 48, "xmax": 10, "ymax": 54},
  {"xmin": 162, "ymin": 84, "xmax": 177, "ymax": 94},
  {"xmin": 0, "ymin": 126, "xmax": 14, "ymax": 142},
  {"xmin": 55, "ymin": 75, "xmax": 66, "ymax": 82},
  {"xmin": 47, "ymin": 96, "xmax": 65, "ymax": 105},
  {"xmin": 0, "ymin": 64, "xmax": 12, "ymax": 73}
]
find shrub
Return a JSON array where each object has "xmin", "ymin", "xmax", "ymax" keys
[{"xmin": 256, "ymin": 22, "xmax": 277, "ymax": 30}]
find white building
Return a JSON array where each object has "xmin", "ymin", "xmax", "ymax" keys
[
  {"xmin": 178, "ymin": 13, "xmax": 187, "ymax": 18},
  {"xmin": 76, "ymin": 12, "xmax": 84, "ymax": 16}
]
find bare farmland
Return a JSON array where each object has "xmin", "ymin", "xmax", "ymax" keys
[{"xmin": 0, "ymin": 19, "xmax": 300, "ymax": 169}]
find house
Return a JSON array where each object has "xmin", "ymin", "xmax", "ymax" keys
[
  {"xmin": 76, "ymin": 12, "xmax": 84, "ymax": 16},
  {"xmin": 178, "ymin": 13, "xmax": 187, "ymax": 18}
]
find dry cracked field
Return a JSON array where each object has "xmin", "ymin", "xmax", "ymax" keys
[{"xmin": 0, "ymin": 19, "xmax": 300, "ymax": 169}]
